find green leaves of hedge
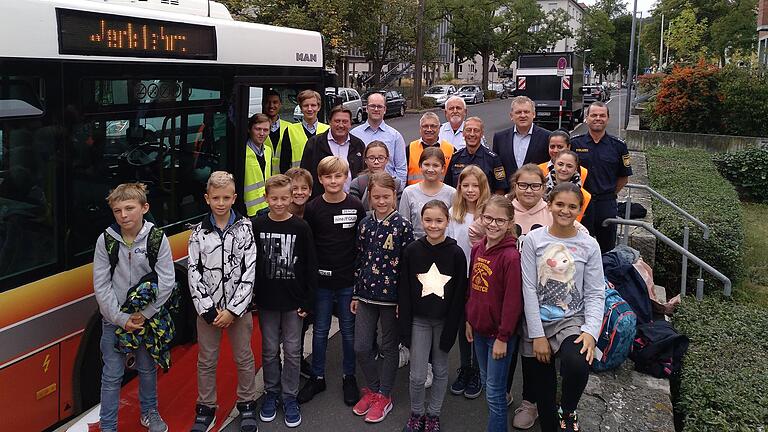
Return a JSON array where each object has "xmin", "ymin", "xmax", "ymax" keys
[
  {"xmin": 674, "ymin": 297, "xmax": 768, "ymax": 431},
  {"xmin": 713, "ymin": 148, "xmax": 768, "ymax": 204},
  {"xmin": 647, "ymin": 147, "xmax": 743, "ymax": 295}
]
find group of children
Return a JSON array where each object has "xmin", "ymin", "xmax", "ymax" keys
[{"xmin": 93, "ymin": 126, "xmax": 605, "ymax": 432}]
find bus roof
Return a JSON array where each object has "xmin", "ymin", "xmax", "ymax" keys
[{"xmin": 0, "ymin": 0, "xmax": 324, "ymax": 67}]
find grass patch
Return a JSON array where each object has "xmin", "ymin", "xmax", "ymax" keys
[{"xmin": 736, "ymin": 202, "xmax": 768, "ymax": 307}]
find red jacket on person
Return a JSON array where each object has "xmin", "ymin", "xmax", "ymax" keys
[{"xmin": 466, "ymin": 235, "xmax": 523, "ymax": 342}]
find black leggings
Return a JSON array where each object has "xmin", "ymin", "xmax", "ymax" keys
[
  {"xmin": 523, "ymin": 334, "xmax": 590, "ymax": 432},
  {"xmin": 506, "ymin": 338, "xmax": 534, "ymax": 400}
]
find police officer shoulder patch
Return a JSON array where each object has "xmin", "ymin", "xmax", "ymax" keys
[
  {"xmin": 494, "ymin": 167, "xmax": 506, "ymax": 180},
  {"xmin": 623, "ymin": 154, "xmax": 631, "ymax": 167}
]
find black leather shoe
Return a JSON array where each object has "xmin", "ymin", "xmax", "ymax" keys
[{"xmin": 297, "ymin": 377, "xmax": 326, "ymax": 404}]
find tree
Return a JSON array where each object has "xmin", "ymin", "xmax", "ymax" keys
[
  {"xmin": 349, "ymin": 0, "xmax": 418, "ymax": 86},
  {"xmin": 576, "ymin": 8, "xmax": 616, "ymax": 79},
  {"xmin": 444, "ymin": 0, "xmax": 571, "ymax": 91},
  {"xmin": 665, "ymin": 5, "xmax": 707, "ymax": 62}
]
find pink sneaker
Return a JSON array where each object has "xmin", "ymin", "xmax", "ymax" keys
[
  {"xmin": 364, "ymin": 393, "xmax": 393, "ymax": 423},
  {"xmin": 513, "ymin": 400, "xmax": 539, "ymax": 429},
  {"xmin": 352, "ymin": 387, "xmax": 376, "ymax": 416}
]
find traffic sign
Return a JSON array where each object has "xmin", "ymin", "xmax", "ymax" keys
[
  {"xmin": 562, "ymin": 76, "xmax": 571, "ymax": 90},
  {"xmin": 557, "ymin": 56, "xmax": 567, "ymax": 76},
  {"xmin": 517, "ymin": 76, "xmax": 526, "ymax": 90}
]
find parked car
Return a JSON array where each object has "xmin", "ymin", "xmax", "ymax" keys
[
  {"xmin": 456, "ymin": 85, "xmax": 484, "ymax": 104},
  {"xmin": 423, "ymin": 85, "xmax": 456, "ymax": 107},
  {"xmin": 580, "ymin": 85, "xmax": 605, "ymax": 105},
  {"xmin": 361, "ymin": 89, "xmax": 407, "ymax": 121},
  {"xmin": 292, "ymin": 87, "xmax": 364, "ymax": 123}
]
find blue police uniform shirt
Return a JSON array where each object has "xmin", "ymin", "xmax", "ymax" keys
[
  {"xmin": 444, "ymin": 144, "xmax": 509, "ymax": 192},
  {"xmin": 570, "ymin": 133, "xmax": 632, "ymax": 197}
]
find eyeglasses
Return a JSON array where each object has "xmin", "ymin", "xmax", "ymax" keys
[
  {"xmin": 421, "ymin": 124, "xmax": 439, "ymax": 130},
  {"xmin": 481, "ymin": 214, "xmax": 510, "ymax": 226},
  {"xmin": 365, "ymin": 155, "xmax": 388, "ymax": 163},
  {"xmin": 515, "ymin": 182, "xmax": 543, "ymax": 191},
  {"xmin": 367, "ymin": 104, "xmax": 385, "ymax": 110}
]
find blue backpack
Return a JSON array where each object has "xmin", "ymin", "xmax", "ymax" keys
[{"xmin": 592, "ymin": 285, "xmax": 637, "ymax": 372}]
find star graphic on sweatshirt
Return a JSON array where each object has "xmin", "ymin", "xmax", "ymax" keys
[{"xmin": 417, "ymin": 263, "xmax": 452, "ymax": 299}]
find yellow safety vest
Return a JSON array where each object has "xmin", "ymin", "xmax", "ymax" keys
[
  {"xmin": 266, "ymin": 119, "xmax": 291, "ymax": 176},
  {"xmin": 244, "ymin": 143, "xmax": 273, "ymax": 216},
  {"xmin": 286, "ymin": 121, "xmax": 329, "ymax": 169}
]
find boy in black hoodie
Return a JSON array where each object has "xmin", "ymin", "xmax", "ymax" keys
[{"xmin": 399, "ymin": 200, "xmax": 467, "ymax": 432}]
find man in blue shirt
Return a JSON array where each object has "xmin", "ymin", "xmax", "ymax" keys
[
  {"xmin": 444, "ymin": 117, "xmax": 508, "ymax": 194},
  {"xmin": 351, "ymin": 93, "xmax": 407, "ymax": 183},
  {"xmin": 571, "ymin": 101, "xmax": 632, "ymax": 252}
]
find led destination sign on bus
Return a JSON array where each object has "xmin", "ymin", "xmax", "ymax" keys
[{"xmin": 57, "ymin": 9, "xmax": 217, "ymax": 60}]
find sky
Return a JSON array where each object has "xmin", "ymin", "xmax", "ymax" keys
[{"xmin": 580, "ymin": 0, "xmax": 657, "ymax": 16}]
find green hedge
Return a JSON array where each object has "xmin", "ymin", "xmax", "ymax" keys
[
  {"xmin": 646, "ymin": 147, "xmax": 743, "ymax": 294},
  {"xmin": 420, "ymin": 96, "xmax": 436, "ymax": 108},
  {"xmin": 712, "ymin": 148, "xmax": 768, "ymax": 204},
  {"xmin": 673, "ymin": 296, "xmax": 768, "ymax": 431}
]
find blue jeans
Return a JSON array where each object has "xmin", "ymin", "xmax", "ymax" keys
[
  {"xmin": 99, "ymin": 320, "xmax": 158, "ymax": 431},
  {"xmin": 474, "ymin": 333, "xmax": 517, "ymax": 432},
  {"xmin": 311, "ymin": 286, "xmax": 355, "ymax": 377}
]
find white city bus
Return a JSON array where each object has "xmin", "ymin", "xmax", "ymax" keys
[{"xmin": 0, "ymin": 0, "xmax": 330, "ymax": 429}]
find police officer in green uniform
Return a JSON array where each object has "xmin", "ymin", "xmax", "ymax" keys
[
  {"xmin": 443, "ymin": 116, "xmax": 508, "ymax": 194},
  {"xmin": 244, "ymin": 113, "xmax": 273, "ymax": 216},
  {"xmin": 570, "ymin": 101, "xmax": 632, "ymax": 252}
]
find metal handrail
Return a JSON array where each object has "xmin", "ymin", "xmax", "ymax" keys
[
  {"xmin": 604, "ymin": 218, "xmax": 731, "ymax": 299},
  {"xmin": 621, "ymin": 183, "xmax": 710, "ymax": 297}
]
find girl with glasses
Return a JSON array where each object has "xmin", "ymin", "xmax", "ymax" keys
[
  {"xmin": 520, "ymin": 182, "xmax": 605, "ymax": 432},
  {"xmin": 350, "ymin": 141, "xmax": 404, "ymax": 212},
  {"xmin": 464, "ymin": 195, "xmax": 523, "ymax": 432}
]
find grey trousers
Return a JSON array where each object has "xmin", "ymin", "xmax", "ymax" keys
[
  {"xmin": 196, "ymin": 313, "xmax": 258, "ymax": 406},
  {"xmin": 409, "ymin": 317, "xmax": 450, "ymax": 416},
  {"xmin": 258, "ymin": 309, "xmax": 304, "ymax": 399},
  {"xmin": 354, "ymin": 301, "xmax": 399, "ymax": 396}
]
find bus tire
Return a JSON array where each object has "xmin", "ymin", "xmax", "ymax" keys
[
  {"xmin": 170, "ymin": 264, "xmax": 198, "ymax": 346},
  {"xmin": 74, "ymin": 312, "xmax": 104, "ymax": 414}
]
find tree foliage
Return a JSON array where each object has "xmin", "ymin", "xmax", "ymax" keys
[
  {"xmin": 665, "ymin": 5, "xmax": 707, "ymax": 62},
  {"xmin": 576, "ymin": 8, "xmax": 616, "ymax": 77}
]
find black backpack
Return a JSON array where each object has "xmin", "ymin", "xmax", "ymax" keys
[
  {"xmin": 630, "ymin": 320, "xmax": 690, "ymax": 379},
  {"xmin": 103, "ymin": 225, "xmax": 164, "ymax": 278}
]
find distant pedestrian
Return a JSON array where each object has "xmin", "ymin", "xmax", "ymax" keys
[
  {"xmin": 570, "ymin": 101, "xmax": 632, "ymax": 252},
  {"xmin": 399, "ymin": 200, "xmax": 467, "ymax": 432}
]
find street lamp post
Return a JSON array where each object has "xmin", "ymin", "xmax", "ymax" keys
[
  {"xmin": 634, "ymin": 12, "xmax": 643, "ymax": 79},
  {"xmin": 624, "ymin": 0, "xmax": 639, "ymax": 129}
]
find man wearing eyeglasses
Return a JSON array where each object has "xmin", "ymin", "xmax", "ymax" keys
[
  {"xmin": 351, "ymin": 93, "xmax": 407, "ymax": 183},
  {"xmin": 405, "ymin": 112, "xmax": 456, "ymax": 185},
  {"xmin": 444, "ymin": 117, "xmax": 508, "ymax": 194}
]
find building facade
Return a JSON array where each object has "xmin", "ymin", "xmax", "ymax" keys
[
  {"xmin": 759, "ymin": 0, "xmax": 768, "ymax": 66},
  {"xmin": 536, "ymin": 0, "xmax": 584, "ymax": 52}
]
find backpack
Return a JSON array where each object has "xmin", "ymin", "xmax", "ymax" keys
[
  {"xmin": 592, "ymin": 285, "xmax": 637, "ymax": 372},
  {"xmin": 630, "ymin": 320, "xmax": 689, "ymax": 379}
]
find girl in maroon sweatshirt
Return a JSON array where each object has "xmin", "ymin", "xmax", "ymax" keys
[{"xmin": 465, "ymin": 195, "xmax": 523, "ymax": 432}]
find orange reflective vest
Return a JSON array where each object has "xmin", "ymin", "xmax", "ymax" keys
[
  {"xmin": 538, "ymin": 161, "xmax": 589, "ymax": 185},
  {"xmin": 406, "ymin": 139, "xmax": 454, "ymax": 185}
]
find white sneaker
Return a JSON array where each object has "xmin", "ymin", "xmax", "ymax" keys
[
  {"xmin": 398, "ymin": 345, "xmax": 410, "ymax": 368},
  {"xmin": 425, "ymin": 363, "xmax": 433, "ymax": 389}
]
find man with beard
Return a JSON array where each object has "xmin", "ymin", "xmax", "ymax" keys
[
  {"xmin": 439, "ymin": 96, "xmax": 468, "ymax": 150},
  {"xmin": 570, "ymin": 101, "xmax": 632, "ymax": 252}
]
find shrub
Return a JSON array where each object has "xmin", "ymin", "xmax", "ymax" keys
[
  {"xmin": 483, "ymin": 90, "xmax": 497, "ymax": 100},
  {"xmin": 718, "ymin": 65, "xmax": 768, "ymax": 137},
  {"xmin": 648, "ymin": 61, "xmax": 722, "ymax": 134},
  {"xmin": 420, "ymin": 96, "xmax": 436, "ymax": 108},
  {"xmin": 712, "ymin": 148, "xmax": 768, "ymax": 203},
  {"xmin": 673, "ymin": 296, "xmax": 768, "ymax": 431},
  {"xmin": 646, "ymin": 147, "xmax": 743, "ymax": 295},
  {"xmin": 637, "ymin": 72, "xmax": 665, "ymax": 94}
]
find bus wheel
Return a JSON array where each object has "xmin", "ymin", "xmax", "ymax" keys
[
  {"xmin": 75, "ymin": 313, "xmax": 104, "ymax": 413},
  {"xmin": 170, "ymin": 266, "xmax": 198, "ymax": 346}
]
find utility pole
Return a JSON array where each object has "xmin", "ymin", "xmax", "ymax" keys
[
  {"xmin": 624, "ymin": 0, "xmax": 638, "ymax": 129},
  {"xmin": 658, "ymin": 14, "xmax": 664, "ymax": 70},
  {"xmin": 635, "ymin": 12, "xmax": 643, "ymax": 79},
  {"xmin": 413, "ymin": 0, "xmax": 426, "ymax": 109}
]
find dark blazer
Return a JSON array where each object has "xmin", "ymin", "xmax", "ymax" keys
[
  {"xmin": 300, "ymin": 130, "xmax": 366, "ymax": 198},
  {"xmin": 492, "ymin": 124, "xmax": 551, "ymax": 176}
]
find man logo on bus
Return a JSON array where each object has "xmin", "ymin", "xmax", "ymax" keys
[{"xmin": 296, "ymin": 52, "xmax": 318, "ymax": 62}]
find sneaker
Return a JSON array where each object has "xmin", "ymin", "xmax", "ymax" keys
[
  {"xmin": 189, "ymin": 405, "xmax": 215, "ymax": 432},
  {"xmin": 506, "ymin": 391, "xmax": 514, "ymax": 407},
  {"xmin": 450, "ymin": 367, "xmax": 470, "ymax": 395},
  {"xmin": 399, "ymin": 344, "xmax": 410, "ymax": 368},
  {"xmin": 236, "ymin": 401, "xmax": 258, "ymax": 432},
  {"xmin": 425, "ymin": 363, "xmax": 433, "ymax": 389},
  {"xmin": 558, "ymin": 407, "xmax": 580, "ymax": 432},
  {"xmin": 297, "ymin": 376, "xmax": 326, "ymax": 404},
  {"xmin": 342, "ymin": 375, "xmax": 360, "ymax": 406},
  {"xmin": 300, "ymin": 358, "xmax": 312, "ymax": 379},
  {"xmin": 283, "ymin": 397, "xmax": 302, "ymax": 428},
  {"xmin": 463, "ymin": 367, "xmax": 482, "ymax": 399},
  {"xmin": 513, "ymin": 400, "xmax": 538, "ymax": 429},
  {"xmin": 140, "ymin": 410, "xmax": 168, "ymax": 432},
  {"xmin": 402, "ymin": 412, "xmax": 425, "ymax": 432},
  {"xmin": 364, "ymin": 393, "xmax": 393, "ymax": 423},
  {"xmin": 259, "ymin": 392, "xmax": 279, "ymax": 422},
  {"xmin": 353, "ymin": 387, "xmax": 376, "ymax": 416},
  {"xmin": 424, "ymin": 413, "xmax": 441, "ymax": 432}
]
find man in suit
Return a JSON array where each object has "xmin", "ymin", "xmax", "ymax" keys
[
  {"xmin": 492, "ymin": 96, "xmax": 551, "ymax": 184},
  {"xmin": 301, "ymin": 105, "xmax": 366, "ymax": 198}
]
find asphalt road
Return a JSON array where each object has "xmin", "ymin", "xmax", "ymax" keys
[{"xmin": 222, "ymin": 92, "xmax": 627, "ymax": 432}]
